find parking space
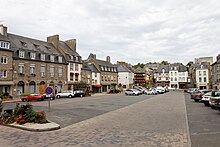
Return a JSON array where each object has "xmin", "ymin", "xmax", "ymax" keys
[{"xmin": 185, "ymin": 93, "xmax": 220, "ymax": 147}]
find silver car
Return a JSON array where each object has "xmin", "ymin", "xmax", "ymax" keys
[
  {"xmin": 125, "ymin": 89, "xmax": 139, "ymax": 96},
  {"xmin": 56, "ymin": 90, "xmax": 75, "ymax": 98}
]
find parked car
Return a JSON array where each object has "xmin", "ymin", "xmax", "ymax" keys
[
  {"xmin": 156, "ymin": 86, "xmax": 165, "ymax": 94},
  {"xmin": 73, "ymin": 90, "xmax": 85, "ymax": 97},
  {"xmin": 56, "ymin": 90, "xmax": 75, "ymax": 98},
  {"xmin": 191, "ymin": 89, "xmax": 211, "ymax": 102},
  {"xmin": 145, "ymin": 88, "xmax": 158, "ymax": 95},
  {"xmin": 43, "ymin": 93, "xmax": 55, "ymax": 100},
  {"xmin": 187, "ymin": 88, "xmax": 198, "ymax": 94},
  {"xmin": 209, "ymin": 91, "xmax": 220, "ymax": 109},
  {"xmin": 125, "ymin": 89, "xmax": 140, "ymax": 96},
  {"xmin": 21, "ymin": 93, "xmax": 44, "ymax": 102},
  {"xmin": 134, "ymin": 87, "xmax": 144, "ymax": 94},
  {"xmin": 201, "ymin": 92, "xmax": 212, "ymax": 106}
]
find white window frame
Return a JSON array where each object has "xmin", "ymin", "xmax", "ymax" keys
[
  {"xmin": 40, "ymin": 65, "xmax": 45, "ymax": 77},
  {"xmin": 19, "ymin": 50, "xmax": 25, "ymax": 58},
  {"xmin": 18, "ymin": 63, "xmax": 24, "ymax": 74},
  {"xmin": 50, "ymin": 55, "xmax": 54, "ymax": 62},
  {"xmin": 30, "ymin": 64, "xmax": 35, "ymax": 74},
  {"xmin": 30, "ymin": 52, "xmax": 36, "ymax": 60},
  {"xmin": 50, "ymin": 66, "xmax": 54, "ymax": 77},
  {"xmin": 0, "ymin": 56, "xmax": 8, "ymax": 64},
  {"xmin": 0, "ymin": 41, "xmax": 10, "ymax": 49},
  {"xmin": 70, "ymin": 63, "xmax": 74, "ymax": 71},
  {"xmin": 75, "ymin": 63, "xmax": 78, "ymax": 71},
  {"xmin": 58, "ymin": 56, "xmax": 62, "ymax": 63},
  {"xmin": 41, "ymin": 54, "xmax": 45, "ymax": 61},
  {"xmin": 0, "ymin": 70, "xmax": 7, "ymax": 78},
  {"xmin": 58, "ymin": 66, "xmax": 62, "ymax": 77}
]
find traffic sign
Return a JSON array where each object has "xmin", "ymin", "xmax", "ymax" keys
[{"xmin": 45, "ymin": 87, "xmax": 53, "ymax": 94}]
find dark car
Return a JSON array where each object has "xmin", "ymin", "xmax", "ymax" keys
[
  {"xmin": 209, "ymin": 91, "xmax": 220, "ymax": 110},
  {"xmin": 191, "ymin": 89, "xmax": 211, "ymax": 102},
  {"xmin": 74, "ymin": 90, "xmax": 85, "ymax": 97},
  {"xmin": 43, "ymin": 93, "xmax": 55, "ymax": 100}
]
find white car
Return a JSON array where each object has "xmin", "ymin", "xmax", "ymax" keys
[
  {"xmin": 156, "ymin": 86, "xmax": 165, "ymax": 94},
  {"xmin": 56, "ymin": 90, "xmax": 75, "ymax": 98},
  {"xmin": 209, "ymin": 91, "xmax": 220, "ymax": 109},
  {"xmin": 125, "ymin": 89, "xmax": 139, "ymax": 96},
  {"xmin": 145, "ymin": 88, "xmax": 158, "ymax": 95},
  {"xmin": 201, "ymin": 92, "xmax": 212, "ymax": 106}
]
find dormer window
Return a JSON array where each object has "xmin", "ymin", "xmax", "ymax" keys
[
  {"xmin": 162, "ymin": 69, "xmax": 165, "ymax": 73},
  {"xmin": 69, "ymin": 55, "xmax": 73, "ymax": 60},
  {"xmin": 30, "ymin": 52, "xmax": 36, "ymax": 60},
  {"xmin": 58, "ymin": 56, "xmax": 62, "ymax": 63},
  {"xmin": 41, "ymin": 54, "xmax": 45, "ymax": 61},
  {"xmin": 19, "ymin": 50, "xmax": 25, "ymax": 58},
  {"xmin": 50, "ymin": 55, "xmax": 54, "ymax": 62},
  {"xmin": 34, "ymin": 44, "xmax": 40, "ymax": 49},
  {"xmin": 0, "ymin": 41, "xmax": 10, "ymax": 49},
  {"xmin": 20, "ymin": 41, "xmax": 27, "ymax": 47},
  {"xmin": 101, "ymin": 66, "xmax": 104, "ymax": 71}
]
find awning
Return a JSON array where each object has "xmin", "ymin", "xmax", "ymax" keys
[
  {"xmin": 0, "ymin": 81, "xmax": 14, "ymax": 85},
  {"xmin": 92, "ymin": 84, "xmax": 102, "ymax": 88}
]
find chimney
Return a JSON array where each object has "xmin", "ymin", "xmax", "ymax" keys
[
  {"xmin": 106, "ymin": 56, "xmax": 110, "ymax": 62},
  {"xmin": 217, "ymin": 54, "xmax": 220, "ymax": 61},
  {"xmin": 65, "ymin": 39, "xmax": 76, "ymax": 52},
  {"xmin": 47, "ymin": 35, "xmax": 59, "ymax": 48},
  {"xmin": 0, "ymin": 24, "xmax": 7, "ymax": 37}
]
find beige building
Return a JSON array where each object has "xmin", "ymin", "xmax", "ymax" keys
[
  {"xmin": 47, "ymin": 35, "xmax": 82, "ymax": 90},
  {"xmin": 196, "ymin": 64, "xmax": 210, "ymax": 89},
  {"xmin": 86, "ymin": 53, "xmax": 118, "ymax": 92}
]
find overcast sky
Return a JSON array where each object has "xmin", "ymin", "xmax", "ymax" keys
[{"xmin": 1, "ymin": 0, "xmax": 220, "ymax": 65}]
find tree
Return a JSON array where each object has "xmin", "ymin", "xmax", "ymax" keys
[
  {"xmin": 186, "ymin": 61, "xmax": 193, "ymax": 67},
  {"xmin": 161, "ymin": 60, "xmax": 169, "ymax": 65}
]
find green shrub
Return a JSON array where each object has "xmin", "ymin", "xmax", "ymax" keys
[{"xmin": 20, "ymin": 93, "xmax": 30, "ymax": 96}]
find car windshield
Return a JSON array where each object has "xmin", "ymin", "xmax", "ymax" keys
[{"xmin": 211, "ymin": 91, "xmax": 220, "ymax": 97}]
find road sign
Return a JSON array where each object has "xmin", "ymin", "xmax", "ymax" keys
[{"xmin": 45, "ymin": 87, "xmax": 53, "ymax": 94}]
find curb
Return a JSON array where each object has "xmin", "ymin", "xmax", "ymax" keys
[{"xmin": 2, "ymin": 121, "xmax": 60, "ymax": 132}]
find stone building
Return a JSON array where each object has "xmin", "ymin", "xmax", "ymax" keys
[
  {"xmin": 81, "ymin": 61, "xmax": 92, "ymax": 90},
  {"xmin": 133, "ymin": 67, "xmax": 146, "ymax": 87},
  {"xmin": 0, "ymin": 25, "xmax": 14, "ymax": 97},
  {"xmin": 154, "ymin": 65, "xmax": 170, "ymax": 87},
  {"xmin": 195, "ymin": 64, "xmax": 210, "ymax": 89},
  {"xmin": 1, "ymin": 25, "xmax": 68, "ymax": 98},
  {"xmin": 211, "ymin": 54, "xmax": 220, "ymax": 90},
  {"xmin": 86, "ymin": 53, "xmax": 118, "ymax": 92},
  {"xmin": 47, "ymin": 35, "xmax": 82, "ymax": 90}
]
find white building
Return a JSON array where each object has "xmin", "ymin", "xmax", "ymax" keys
[
  {"xmin": 169, "ymin": 64, "xmax": 189, "ymax": 89},
  {"xmin": 117, "ymin": 64, "xmax": 134, "ymax": 90},
  {"xmin": 88, "ymin": 64, "xmax": 101, "ymax": 93},
  {"xmin": 196, "ymin": 64, "xmax": 210, "ymax": 89}
]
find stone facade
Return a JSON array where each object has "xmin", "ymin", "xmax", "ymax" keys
[{"xmin": 211, "ymin": 55, "xmax": 220, "ymax": 90}]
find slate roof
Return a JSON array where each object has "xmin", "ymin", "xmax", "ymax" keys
[
  {"xmin": 96, "ymin": 59, "xmax": 116, "ymax": 67},
  {"xmin": 178, "ymin": 66, "xmax": 187, "ymax": 72},
  {"xmin": 117, "ymin": 64, "xmax": 131, "ymax": 72},
  {"xmin": 7, "ymin": 33, "xmax": 61, "ymax": 55},
  {"xmin": 81, "ymin": 61, "xmax": 91, "ymax": 71},
  {"xmin": 156, "ymin": 65, "xmax": 169, "ymax": 73},
  {"xmin": 88, "ymin": 64, "xmax": 100, "ymax": 73},
  {"xmin": 133, "ymin": 67, "xmax": 145, "ymax": 73},
  {"xmin": 0, "ymin": 34, "xmax": 10, "ymax": 41},
  {"xmin": 196, "ymin": 64, "xmax": 209, "ymax": 69},
  {"xmin": 59, "ymin": 41, "xmax": 80, "ymax": 56}
]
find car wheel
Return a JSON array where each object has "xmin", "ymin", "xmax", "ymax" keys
[
  {"xmin": 57, "ymin": 95, "xmax": 60, "ymax": 99},
  {"xmin": 41, "ymin": 98, "xmax": 44, "ymax": 101},
  {"xmin": 204, "ymin": 103, "xmax": 209, "ymax": 106},
  {"xmin": 80, "ymin": 94, "xmax": 83, "ymax": 97},
  {"xmin": 23, "ymin": 99, "xmax": 28, "ymax": 102},
  {"xmin": 194, "ymin": 99, "xmax": 199, "ymax": 102},
  {"xmin": 68, "ymin": 95, "xmax": 72, "ymax": 98},
  {"xmin": 125, "ymin": 93, "xmax": 128, "ymax": 95}
]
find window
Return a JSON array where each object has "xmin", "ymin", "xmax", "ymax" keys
[
  {"xmin": 204, "ymin": 77, "xmax": 207, "ymax": 82},
  {"xmin": 203, "ymin": 71, "xmax": 206, "ymax": 76},
  {"xmin": 0, "ymin": 56, "xmax": 8, "ymax": 64},
  {"xmin": 30, "ymin": 64, "xmax": 35, "ymax": 74},
  {"xmin": 101, "ymin": 66, "xmax": 104, "ymax": 71},
  {"xmin": 0, "ymin": 41, "xmax": 10, "ymax": 49},
  {"xmin": 171, "ymin": 77, "xmax": 173, "ymax": 81},
  {"xmin": 41, "ymin": 54, "xmax": 45, "ymax": 61},
  {"xmin": 58, "ymin": 67, "xmax": 62, "ymax": 77},
  {"xmin": 175, "ymin": 72, "xmax": 177, "ymax": 76},
  {"xmin": 70, "ymin": 63, "xmax": 73, "ymax": 71},
  {"xmin": 19, "ymin": 50, "xmax": 25, "ymax": 58},
  {"xmin": 50, "ymin": 55, "xmax": 54, "ymax": 62},
  {"xmin": 70, "ymin": 73, "xmax": 74, "ymax": 81},
  {"xmin": 199, "ymin": 71, "xmax": 201, "ymax": 76},
  {"xmin": 75, "ymin": 74, "xmax": 79, "ymax": 81},
  {"xmin": 69, "ymin": 55, "xmax": 73, "ymax": 60},
  {"xmin": 171, "ymin": 72, "xmax": 173, "ymax": 76},
  {"xmin": 40, "ymin": 65, "xmax": 45, "ymax": 77},
  {"xmin": 50, "ymin": 66, "xmax": 54, "ymax": 77},
  {"xmin": 75, "ymin": 63, "xmax": 78, "ymax": 71},
  {"xmin": 30, "ymin": 52, "xmax": 36, "ymax": 59},
  {"xmin": 199, "ymin": 77, "xmax": 202, "ymax": 82},
  {"xmin": 58, "ymin": 56, "xmax": 62, "ymax": 63},
  {"xmin": 0, "ymin": 70, "xmax": 7, "ymax": 78},
  {"xmin": 18, "ymin": 63, "xmax": 24, "ymax": 74},
  {"xmin": 101, "ymin": 75, "xmax": 104, "ymax": 81},
  {"xmin": 95, "ymin": 73, "xmax": 97, "ymax": 77},
  {"xmin": 175, "ymin": 77, "xmax": 177, "ymax": 81}
]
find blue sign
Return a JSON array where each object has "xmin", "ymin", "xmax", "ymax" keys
[{"xmin": 45, "ymin": 87, "xmax": 53, "ymax": 94}]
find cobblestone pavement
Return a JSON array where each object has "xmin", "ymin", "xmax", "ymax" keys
[{"xmin": 0, "ymin": 91, "xmax": 189, "ymax": 147}]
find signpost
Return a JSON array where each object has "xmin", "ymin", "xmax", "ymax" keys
[{"xmin": 45, "ymin": 87, "xmax": 53, "ymax": 112}]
